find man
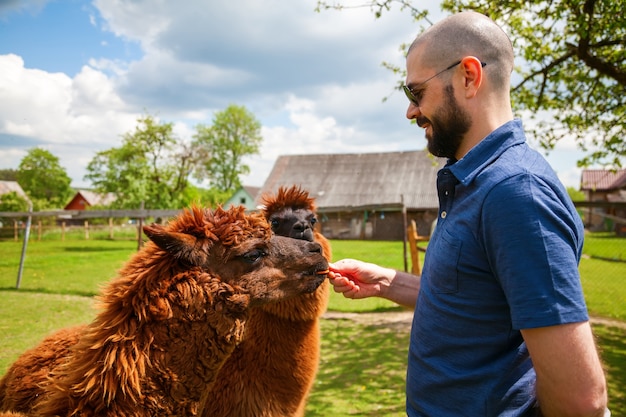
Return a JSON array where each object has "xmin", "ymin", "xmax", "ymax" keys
[{"xmin": 329, "ymin": 11, "xmax": 608, "ymax": 417}]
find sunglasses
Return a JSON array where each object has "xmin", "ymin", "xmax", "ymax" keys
[{"xmin": 403, "ymin": 60, "xmax": 487, "ymax": 107}]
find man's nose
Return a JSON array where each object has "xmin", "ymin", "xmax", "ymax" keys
[{"xmin": 406, "ymin": 102, "xmax": 421, "ymax": 120}]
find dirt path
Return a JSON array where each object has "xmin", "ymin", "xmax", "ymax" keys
[
  {"xmin": 323, "ymin": 311, "xmax": 626, "ymax": 331},
  {"xmin": 323, "ymin": 310, "xmax": 414, "ymax": 328}
]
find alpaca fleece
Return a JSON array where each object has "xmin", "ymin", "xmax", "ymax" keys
[
  {"xmin": 200, "ymin": 186, "xmax": 332, "ymax": 417},
  {"xmin": 0, "ymin": 205, "xmax": 328, "ymax": 417}
]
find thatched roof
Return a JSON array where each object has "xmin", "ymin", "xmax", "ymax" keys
[{"xmin": 257, "ymin": 151, "xmax": 445, "ymax": 211}]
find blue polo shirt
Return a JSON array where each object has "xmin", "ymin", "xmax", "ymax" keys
[{"xmin": 406, "ymin": 119, "xmax": 588, "ymax": 416}]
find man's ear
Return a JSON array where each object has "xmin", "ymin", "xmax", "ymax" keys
[{"xmin": 459, "ymin": 56, "xmax": 484, "ymax": 98}]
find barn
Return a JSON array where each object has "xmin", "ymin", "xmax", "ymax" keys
[
  {"xmin": 64, "ymin": 190, "xmax": 116, "ymax": 210},
  {"xmin": 256, "ymin": 150, "xmax": 445, "ymax": 240}
]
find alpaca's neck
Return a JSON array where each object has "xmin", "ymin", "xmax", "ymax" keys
[
  {"xmin": 37, "ymin": 254, "xmax": 250, "ymax": 417},
  {"xmin": 200, "ymin": 309, "xmax": 321, "ymax": 417}
]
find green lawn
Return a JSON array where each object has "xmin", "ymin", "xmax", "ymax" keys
[{"xmin": 0, "ymin": 235, "xmax": 624, "ymax": 415}]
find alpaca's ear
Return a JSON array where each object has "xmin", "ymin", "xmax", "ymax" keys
[{"xmin": 144, "ymin": 224, "xmax": 209, "ymax": 265}]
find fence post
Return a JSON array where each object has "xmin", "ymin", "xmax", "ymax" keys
[
  {"xmin": 13, "ymin": 220, "xmax": 18, "ymax": 241},
  {"xmin": 61, "ymin": 221, "xmax": 66, "ymax": 241},
  {"xmin": 16, "ymin": 203, "xmax": 33, "ymax": 289},
  {"xmin": 37, "ymin": 220, "xmax": 42, "ymax": 241},
  {"xmin": 84, "ymin": 220, "xmax": 89, "ymax": 240},
  {"xmin": 401, "ymin": 194, "xmax": 408, "ymax": 272},
  {"xmin": 108, "ymin": 218, "xmax": 114, "ymax": 239},
  {"xmin": 137, "ymin": 201, "xmax": 144, "ymax": 251}
]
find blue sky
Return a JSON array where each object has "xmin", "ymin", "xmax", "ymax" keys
[
  {"xmin": 2, "ymin": 1, "xmax": 131, "ymax": 74},
  {"xmin": 0, "ymin": 0, "xmax": 584, "ymax": 189}
]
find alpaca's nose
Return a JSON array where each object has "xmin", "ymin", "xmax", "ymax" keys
[
  {"xmin": 307, "ymin": 241, "xmax": 322, "ymax": 254},
  {"xmin": 293, "ymin": 221, "xmax": 311, "ymax": 233}
]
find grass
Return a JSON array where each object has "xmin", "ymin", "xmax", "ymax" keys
[
  {"xmin": 0, "ymin": 291, "xmax": 95, "ymax": 374},
  {"xmin": 594, "ymin": 324, "xmax": 626, "ymax": 413},
  {"xmin": 0, "ymin": 235, "xmax": 624, "ymax": 414},
  {"xmin": 310, "ymin": 318, "xmax": 409, "ymax": 416}
]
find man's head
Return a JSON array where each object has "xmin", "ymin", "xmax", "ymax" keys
[{"xmin": 405, "ymin": 11, "xmax": 515, "ymax": 160}]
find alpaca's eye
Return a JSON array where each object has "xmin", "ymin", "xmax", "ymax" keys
[
  {"xmin": 241, "ymin": 249, "xmax": 266, "ymax": 263},
  {"xmin": 310, "ymin": 217, "xmax": 317, "ymax": 225},
  {"xmin": 270, "ymin": 219, "xmax": 280, "ymax": 229}
]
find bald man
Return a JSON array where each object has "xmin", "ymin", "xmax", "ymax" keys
[{"xmin": 329, "ymin": 11, "xmax": 608, "ymax": 417}]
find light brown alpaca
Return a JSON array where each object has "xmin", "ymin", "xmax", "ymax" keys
[
  {"xmin": 0, "ymin": 205, "xmax": 328, "ymax": 417},
  {"xmin": 200, "ymin": 186, "xmax": 331, "ymax": 417}
]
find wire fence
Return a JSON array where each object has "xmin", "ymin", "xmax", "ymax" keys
[{"xmin": 1, "ymin": 209, "xmax": 625, "ymax": 322}]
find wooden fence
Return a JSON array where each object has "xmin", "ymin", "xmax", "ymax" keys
[{"xmin": 0, "ymin": 209, "xmax": 182, "ymax": 244}]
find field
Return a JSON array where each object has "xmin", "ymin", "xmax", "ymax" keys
[{"xmin": 0, "ymin": 235, "xmax": 624, "ymax": 415}]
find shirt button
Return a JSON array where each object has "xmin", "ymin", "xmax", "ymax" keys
[{"xmin": 441, "ymin": 211, "xmax": 447, "ymax": 219}]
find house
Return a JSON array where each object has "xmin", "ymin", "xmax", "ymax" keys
[
  {"xmin": 256, "ymin": 151, "xmax": 445, "ymax": 240},
  {"xmin": 580, "ymin": 169, "xmax": 626, "ymax": 234},
  {"xmin": 0, "ymin": 180, "xmax": 30, "ymax": 202},
  {"xmin": 64, "ymin": 190, "xmax": 116, "ymax": 210},
  {"xmin": 0, "ymin": 181, "xmax": 30, "ymax": 234},
  {"xmin": 223, "ymin": 186, "xmax": 261, "ymax": 211}
]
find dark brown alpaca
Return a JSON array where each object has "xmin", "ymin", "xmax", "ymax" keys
[
  {"xmin": 200, "ymin": 186, "xmax": 332, "ymax": 417},
  {"xmin": 0, "ymin": 205, "xmax": 328, "ymax": 417}
]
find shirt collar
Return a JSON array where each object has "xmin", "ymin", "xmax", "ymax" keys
[{"xmin": 447, "ymin": 119, "xmax": 526, "ymax": 186}]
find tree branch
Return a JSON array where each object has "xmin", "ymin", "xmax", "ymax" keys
[{"xmin": 511, "ymin": 51, "xmax": 576, "ymax": 92}]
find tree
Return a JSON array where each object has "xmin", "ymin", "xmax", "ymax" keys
[
  {"xmin": 192, "ymin": 105, "xmax": 263, "ymax": 193},
  {"xmin": 85, "ymin": 115, "xmax": 195, "ymax": 209},
  {"xmin": 0, "ymin": 169, "xmax": 18, "ymax": 181},
  {"xmin": 16, "ymin": 148, "xmax": 73, "ymax": 210},
  {"xmin": 317, "ymin": 0, "xmax": 625, "ymax": 167}
]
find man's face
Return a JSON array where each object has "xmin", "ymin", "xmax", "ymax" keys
[
  {"xmin": 405, "ymin": 48, "xmax": 472, "ymax": 160},
  {"xmin": 419, "ymin": 84, "xmax": 472, "ymax": 159}
]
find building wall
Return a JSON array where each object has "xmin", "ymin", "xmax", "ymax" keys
[
  {"xmin": 584, "ymin": 190, "xmax": 619, "ymax": 231},
  {"xmin": 65, "ymin": 196, "xmax": 90, "ymax": 210},
  {"xmin": 319, "ymin": 209, "xmax": 437, "ymax": 241},
  {"xmin": 224, "ymin": 189, "xmax": 256, "ymax": 211}
]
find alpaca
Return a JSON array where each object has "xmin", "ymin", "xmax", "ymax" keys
[
  {"xmin": 200, "ymin": 186, "xmax": 331, "ymax": 417},
  {"xmin": 0, "ymin": 205, "xmax": 329, "ymax": 417},
  {"xmin": 0, "ymin": 326, "xmax": 83, "ymax": 414}
]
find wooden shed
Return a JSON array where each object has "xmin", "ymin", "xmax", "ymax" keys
[
  {"xmin": 257, "ymin": 151, "xmax": 445, "ymax": 240},
  {"xmin": 580, "ymin": 169, "xmax": 626, "ymax": 234}
]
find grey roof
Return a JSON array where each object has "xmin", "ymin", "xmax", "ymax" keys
[
  {"xmin": 243, "ymin": 185, "xmax": 261, "ymax": 200},
  {"xmin": 257, "ymin": 151, "xmax": 445, "ymax": 211}
]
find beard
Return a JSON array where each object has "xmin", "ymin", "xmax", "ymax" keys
[{"xmin": 419, "ymin": 84, "xmax": 472, "ymax": 159}]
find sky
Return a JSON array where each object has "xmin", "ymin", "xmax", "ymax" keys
[{"xmin": 0, "ymin": 0, "xmax": 586, "ymax": 190}]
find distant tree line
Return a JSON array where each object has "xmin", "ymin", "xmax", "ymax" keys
[{"xmin": 0, "ymin": 104, "xmax": 262, "ymax": 212}]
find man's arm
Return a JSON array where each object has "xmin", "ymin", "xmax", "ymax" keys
[{"xmin": 521, "ymin": 321, "xmax": 607, "ymax": 417}]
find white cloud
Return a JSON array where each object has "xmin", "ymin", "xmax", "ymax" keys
[{"xmin": 0, "ymin": 0, "xmax": 586, "ymax": 193}]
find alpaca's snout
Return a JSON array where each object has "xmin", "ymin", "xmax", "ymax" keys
[
  {"xmin": 306, "ymin": 241, "xmax": 323, "ymax": 255},
  {"xmin": 302, "ymin": 270, "xmax": 328, "ymax": 293}
]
